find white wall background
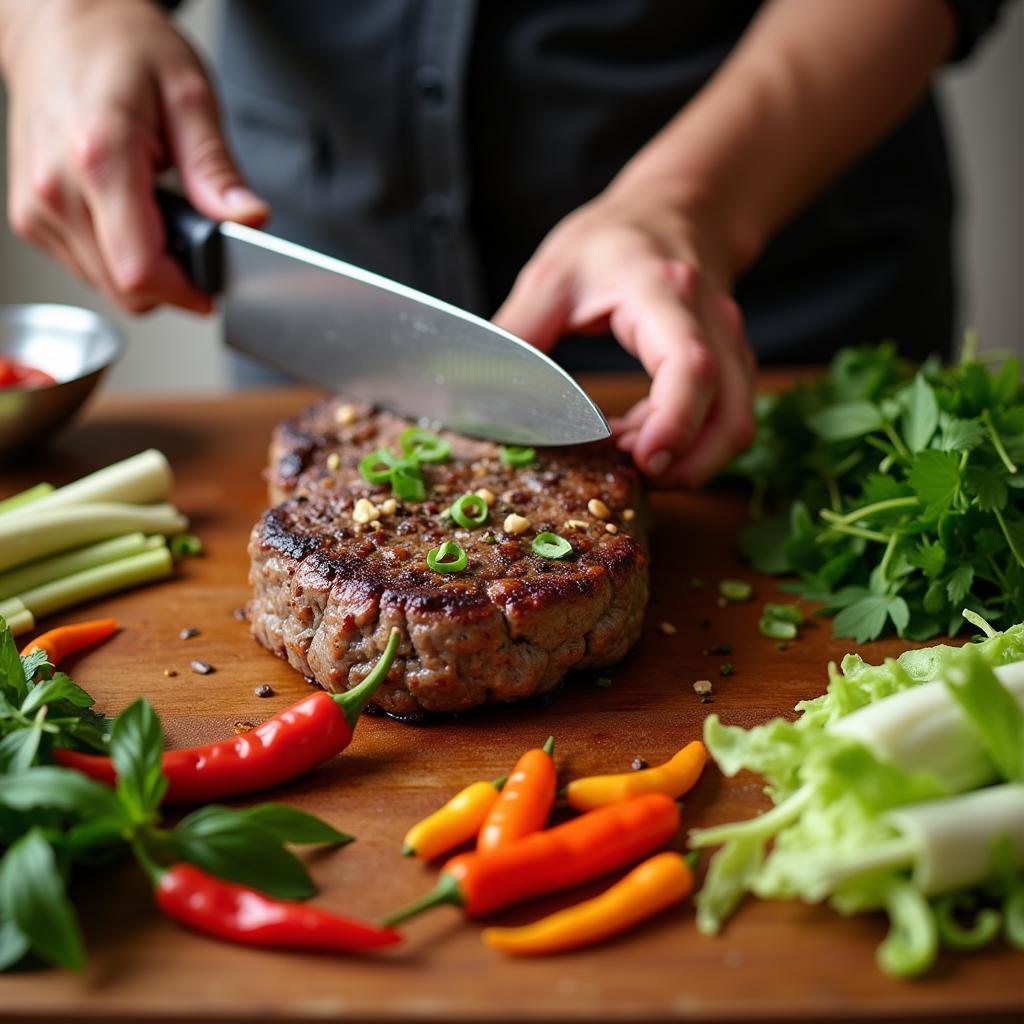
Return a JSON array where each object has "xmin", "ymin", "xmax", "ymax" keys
[{"xmin": 0, "ymin": 1, "xmax": 1021, "ymax": 393}]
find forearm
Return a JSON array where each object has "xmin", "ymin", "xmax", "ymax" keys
[{"xmin": 611, "ymin": 0, "xmax": 957, "ymax": 278}]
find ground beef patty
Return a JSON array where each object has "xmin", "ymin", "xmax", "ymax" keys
[{"xmin": 248, "ymin": 397, "xmax": 649, "ymax": 716}]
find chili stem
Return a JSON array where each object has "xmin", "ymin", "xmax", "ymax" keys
[
  {"xmin": 542, "ymin": 736, "xmax": 554, "ymax": 756},
  {"xmin": 332, "ymin": 628, "xmax": 401, "ymax": 727},
  {"xmin": 378, "ymin": 872, "xmax": 463, "ymax": 927}
]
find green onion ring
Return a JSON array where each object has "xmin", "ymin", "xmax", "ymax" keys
[
  {"xmin": 400, "ymin": 427, "xmax": 451, "ymax": 463},
  {"xmin": 934, "ymin": 893, "xmax": 1002, "ymax": 952},
  {"xmin": 532, "ymin": 531, "xmax": 573, "ymax": 560},
  {"xmin": 359, "ymin": 449, "xmax": 399, "ymax": 484},
  {"xmin": 427, "ymin": 539, "xmax": 468, "ymax": 573},
  {"xmin": 499, "ymin": 445, "xmax": 536, "ymax": 466},
  {"xmin": 450, "ymin": 493, "xmax": 489, "ymax": 529}
]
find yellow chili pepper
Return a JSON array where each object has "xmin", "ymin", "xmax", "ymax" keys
[
  {"xmin": 483, "ymin": 851, "xmax": 693, "ymax": 956},
  {"xmin": 566, "ymin": 740, "xmax": 707, "ymax": 811},
  {"xmin": 403, "ymin": 779, "xmax": 504, "ymax": 861}
]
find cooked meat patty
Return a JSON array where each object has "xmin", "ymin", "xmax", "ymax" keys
[{"xmin": 248, "ymin": 397, "xmax": 649, "ymax": 716}]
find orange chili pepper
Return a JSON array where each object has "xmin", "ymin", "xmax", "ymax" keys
[
  {"xmin": 566, "ymin": 741, "xmax": 708, "ymax": 811},
  {"xmin": 20, "ymin": 618, "xmax": 118, "ymax": 664},
  {"xmin": 380, "ymin": 793, "xmax": 680, "ymax": 926},
  {"xmin": 478, "ymin": 736, "xmax": 556, "ymax": 852},
  {"xmin": 483, "ymin": 851, "xmax": 694, "ymax": 955}
]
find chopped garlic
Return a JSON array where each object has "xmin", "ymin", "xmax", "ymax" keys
[
  {"xmin": 622, "ymin": 508, "xmax": 636, "ymax": 522},
  {"xmin": 326, "ymin": 452, "xmax": 341, "ymax": 471},
  {"xmin": 605, "ymin": 523, "xmax": 619, "ymax": 535},
  {"xmin": 475, "ymin": 487, "xmax": 496, "ymax": 506},
  {"xmin": 564, "ymin": 519, "xmax": 590, "ymax": 532},
  {"xmin": 587, "ymin": 498, "xmax": 611, "ymax": 519},
  {"xmin": 379, "ymin": 498, "xmax": 398, "ymax": 516},
  {"xmin": 334, "ymin": 403, "xmax": 358, "ymax": 425},
  {"xmin": 503, "ymin": 513, "xmax": 530, "ymax": 535},
  {"xmin": 353, "ymin": 498, "xmax": 380, "ymax": 524},
  {"xmin": 659, "ymin": 621, "xmax": 677, "ymax": 636}
]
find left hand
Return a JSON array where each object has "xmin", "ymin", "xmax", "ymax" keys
[{"xmin": 493, "ymin": 187, "xmax": 757, "ymax": 488}]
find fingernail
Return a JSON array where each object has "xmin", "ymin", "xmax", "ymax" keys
[
  {"xmin": 224, "ymin": 187, "xmax": 266, "ymax": 214},
  {"xmin": 646, "ymin": 450, "xmax": 672, "ymax": 477}
]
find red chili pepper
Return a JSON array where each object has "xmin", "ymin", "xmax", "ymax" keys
[
  {"xmin": 380, "ymin": 792, "xmax": 680, "ymax": 926},
  {"xmin": 20, "ymin": 618, "xmax": 118, "ymax": 664},
  {"xmin": 155, "ymin": 863, "xmax": 401, "ymax": 952},
  {"xmin": 477, "ymin": 736, "xmax": 556, "ymax": 852},
  {"xmin": 54, "ymin": 628, "xmax": 400, "ymax": 804}
]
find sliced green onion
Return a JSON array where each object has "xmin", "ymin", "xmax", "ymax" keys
[
  {"xmin": 0, "ymin": 483, "xmax": 54, "ymax": 516},
  {"xmin": 450, "ymin": 493, "xmax": 488, "ymax": 529},
  {"xmin": 426, "ymin": 540, "xmax": 468, "ymax": 574},
  {"xmin": 170, "ymin": 533, "xmax": 203, "ymax": 559},
  {"xmin": 359, "ymin": 450, "xmax": 399, "ymax": 485},
  {"xmin": 499, "ymin": 445, "xmax": 536, "ymax": 466},
  {"xmin": 759, "ymin": 615, "xmax": 797, "ymax": 640},
  {"xmin": 934, "ymin": 893, "xmax": 1002, "ymax": 952},
  {"xmin": 391, "ymin": 464, "xmax": 427, "ymax": 502},
  {"xmin": 718, "ymin": 579, "xmax": 753, "ymax": 603},
  {"xmin": 0, "ymin": 604, "xmax": 33, "ymax": 637},
  {"xmin": 532, "ymin": 532, "xmax": 573, "ymax": 560},
  {"xmin": 400, "ymin": 428, "xmax": 451, "ymax": 463},
  {"xmin": 762, "ymin": 602, "xmax": 804, "ymax": 625},
  {"xmin": 877, "ymin": 882, "xmax": 938, "ymax": 978}
]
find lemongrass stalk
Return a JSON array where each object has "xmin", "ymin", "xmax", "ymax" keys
[
  {"xmin": 0, "ymin": 606, "xmax": 34, "ymax": 637},
  {"xmin": 19, "ymin": 546, "xmax": 173, "ymax": 619},
  {"xmin": 0, "ymin": 450, "xmax": 172, "ymax": 523},
  {"xmin": 0, "ymin": 483, "xmax": 54, "ymax": 516},
  {"xmin": 0, "ymin": 596, "xmax": 27, "ymax": 622},
  {"xmin": 0, "ymin": 533, "xmax": 161, "ymax": 600},
  {"xmin": 0, "ymin": 503, "xmax": 187, "ymax": 573}
]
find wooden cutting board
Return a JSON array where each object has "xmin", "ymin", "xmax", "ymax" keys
[{"xmin": 0, "ymin": 375, "xmax": 1019, "ymax": 1024}]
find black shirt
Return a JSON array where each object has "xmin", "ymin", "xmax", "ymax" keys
[{"xmin": 210, "ymin": 0, "xmax": 1009, "ymax": 369}]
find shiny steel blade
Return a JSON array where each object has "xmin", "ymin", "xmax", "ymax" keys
[{"xmin": 219, "ymin": 224, "xmax": 610, "ymax": 445}]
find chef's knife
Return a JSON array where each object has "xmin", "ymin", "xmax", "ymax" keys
[{"xmin": 157, "ymin": 189, "xmax": 609, "ymax": 446}]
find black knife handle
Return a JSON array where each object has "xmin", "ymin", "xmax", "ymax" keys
[{"xmin": 156, "ymin": 187, "xmax": 223, "ymax": 294}]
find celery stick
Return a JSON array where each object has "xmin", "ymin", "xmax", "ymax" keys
[
  {"xmin": 0, "ymin": 606, "xmax": 34, "ymax": 637},
  {"xmin": 19, "ymin": 546, "xmax": 173, "ymax": 618},
  {"xmin": 0, "ymin": 533, "xmax": 156, "ymax": 600},
  {"xmin": 0, "ymin": 596, "xmax": 27, "ymax": 621},
  {"xmin": 0, "ymin": 503, "xmax": 188, "ymax": 573},
  {"xmin": 0, "ymin": 483, "xmax": 54, "ymax": 516},
  {"xmin": 0, "ymin": 450, "xmax": 172, "ymax": 523}
]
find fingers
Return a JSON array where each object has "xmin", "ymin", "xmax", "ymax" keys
[
  {"xmin": 74, "ymin": 111, "xmax": 212, "ymax": 312},
  {"xmin": 159, "ymin": 70, "xmax": 268, "ymax": 226},
  {"xmin": 492, "ymin": 257, "xmax": 575, "ymax": 352}
]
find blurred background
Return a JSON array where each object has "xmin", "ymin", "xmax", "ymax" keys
[{"xmin": 1, "ymin": 0, "xmax": 1021, "ymax": 392}]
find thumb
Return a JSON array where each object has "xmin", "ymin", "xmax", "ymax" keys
[
  {"xmin": 159, "ymin": 72, "xmax": 269, "ymax": 225},
  {"xmin": 492, "ymin": 260, "xmax": 573, "ymax": 352}
]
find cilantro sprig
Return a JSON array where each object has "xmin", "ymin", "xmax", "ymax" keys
[
  {"xmin": 731, "ymin": 342, "xmax": 1024, "ymax": 642},
  {"xmin": 0, "ymin": 619, "xmax": 351, "ymax": 971}
]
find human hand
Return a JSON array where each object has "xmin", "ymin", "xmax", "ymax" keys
[
  {"xmin": 493, "ymin": 185, "xmax": 756, "ymax": 488},
  {"xmin": 0, "ymin": 0, "xmax": 268, "ymax": 313}
]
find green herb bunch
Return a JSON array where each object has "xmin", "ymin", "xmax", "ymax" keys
[
  {"xmin": 0, "ymin": 621, "xmax": 349, "ymax": 971},
  {"xmin": 732, "ymin": 342, "xmax": 1024, "ymax": 642}
]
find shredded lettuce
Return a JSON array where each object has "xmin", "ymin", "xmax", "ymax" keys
[{"xmin": 691, "ymin": 616, "xmax": 1024, "ymax": 978}]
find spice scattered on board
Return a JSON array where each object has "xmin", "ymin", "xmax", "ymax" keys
[
  {"xmin": 254, "ymin": 684, "xmax": 274, "ymax": 698},
  {"xmin": 190, "ymin": 660, "xmax": 215, "ymax": 676},
  {"xmin": 179, "ymin": 626, "xmax": 201, "ymax": 641},
  {"xmin": 659, "ymin": 622, "xmax": 677, "ymax": 636}
]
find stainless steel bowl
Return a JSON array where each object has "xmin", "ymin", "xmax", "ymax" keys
[{"xmin": 0, "ymin": 304, "xmax": 124, "ymax": 459}]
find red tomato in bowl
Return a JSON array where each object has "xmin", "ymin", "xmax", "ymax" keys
[{"xmin": 0, "ymin": 357, "xmax": 56, "ymax": 389}]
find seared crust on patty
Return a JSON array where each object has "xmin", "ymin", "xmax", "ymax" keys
[{"xmin": 249, "ymin": 397, "xmax": 648, "ymax": 716}]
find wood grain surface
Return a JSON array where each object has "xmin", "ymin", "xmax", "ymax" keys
[{"xmin": 0, "ymin": 375, "xmax": 1019, "ymax": 1024}]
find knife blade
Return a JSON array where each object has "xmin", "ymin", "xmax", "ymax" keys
[{"xmin": 158, "ymin": 190, "xmax": 610, "ymax": 446}]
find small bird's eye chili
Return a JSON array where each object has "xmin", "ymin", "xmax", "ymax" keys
[
  {"xmin": 399, "ymin": 427, "xmax": 451, "ymax": 463},
  {"xmin": 478, "ymin": 737, "xmax": 556, "ymax": 852},
  {"xmin": 379, "ymin": 793, "xmax": 680, "ymax": 926},
  {"xmin": 55, "ymin": 630, "xmax": 401, "ymax": 805},
  {"xmin": 20, "ymin": 618, "xmax": 118, "ymax": 665},
  {"xmin": 531, "ymin": 532, "xmax": 573, "ymax": 560},
  {"xmin": 427, "ymin": 540, "xmax": 468, "ymax": 574},
  {"xmin": 450, "ymin": 493, "xmax": 489, "ymax": 529}
]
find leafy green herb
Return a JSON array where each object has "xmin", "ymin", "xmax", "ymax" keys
[{"xmin": 730, "ymin": 343, "xmax": 1024, "ymax": 641}]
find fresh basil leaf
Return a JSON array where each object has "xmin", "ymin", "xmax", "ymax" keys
[
  {"xmin": 239, "ymin": 804, "xmax": 353, "ymax": 846},
  {"xmin": 0, "ymin": 720, "xmax": 43, "ymax": 774},
  {"xmin": 110, "ymin": 699, "xmax": 167, "ymax": 822},
  {"xmin": 0, "ymin": 918, "xmax": 29, "ymax": 970},
  {"xmin": 0, "ymin": 830, "xmax": 85, "ymax": 971},
  {"xmin": 907, "ymin": 450, "xmax": 962, "ymax": 521},
  {"xmin": 0, "ymin": 626, "xmax": 27, "ymax": 705},
  {"xmin": 21, "ymin": 673, "xmax": 94, "ymax": 715},
  {"xmin": 0, "ymin": 766, "xmax": 121, "ymax": 818},
  {"xmin": 19, "ymin": 649, "xmax": 52, "ymax": 686},
  {"xmin": 169, "ymin": 806, "xmax": 316, "ymax": 900},
  {"xmin": 900, "ymin": 375, "xmax": 938, "ymax": 452},
  {"xmin": 806, "ymin": 401, "xmax": 883, "ymax": 442}
]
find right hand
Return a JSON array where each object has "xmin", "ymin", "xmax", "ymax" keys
[{"xmin": 0, "ymin": 0, "xmax": 269, "ymax": 313}]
